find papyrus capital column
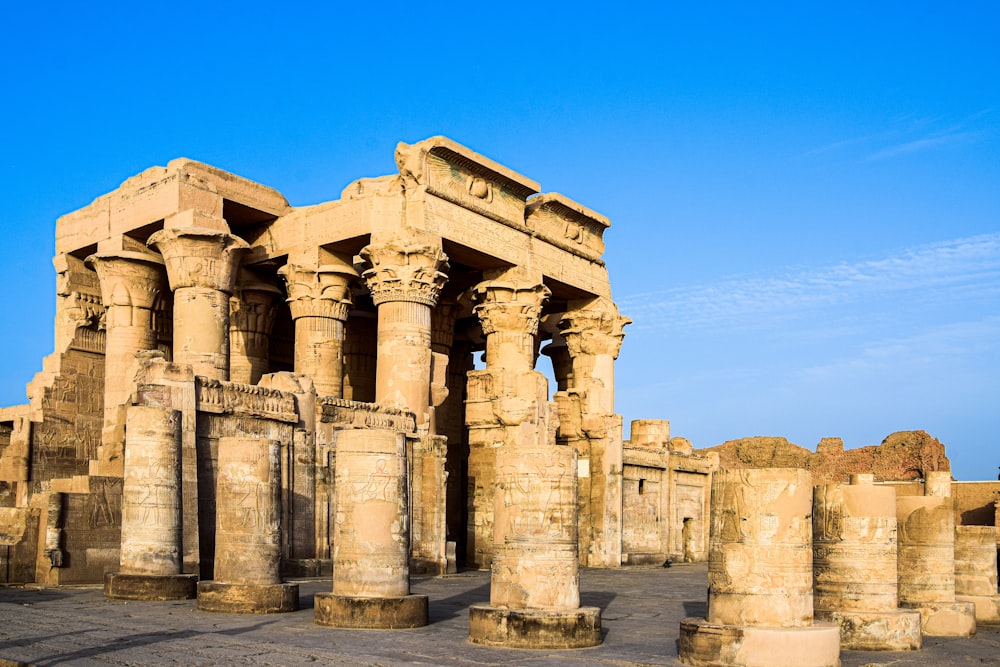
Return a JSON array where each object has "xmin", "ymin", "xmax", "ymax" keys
[
  {"xmin": 229, "ymin": 271, "xmax": 283, "ymax": 385},
  {"xmin": 278, "ymin": 263, "xmax": 355, "ymax": 398},
  {"xmin": 359, "ymin": 240, "xmax": 448, "ymax": 425},
  {"xmin": 559, "ymin": 297, "xmax": 630, "ymax": 414},
  {"xmin": 148, "ymin": 227, "xmax": 249, "ymax": 380},
  {"xmin": 471, "ymin": 272, "xmax": 550, "ymax": 374},
  {"xmin": 86, "ymin": 251, "xmax": 167, "ymax": 474}
]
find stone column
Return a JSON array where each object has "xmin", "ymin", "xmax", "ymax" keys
[
  {"xmin": 559, "ymin": 297, "xmax": 630, "ymax": 568},
  {"xmin": 314, "ymin": 428, "xmax": 428, "ymax": 628},
  {"xmin": 148, "ymin": 227, "xmax": 248, "ymax": 380},
  {"xmin": 278, "ymin": 263, "xmax": 355, "ymax": 398},
  {"xmin": 229, "ymin": 272, "xmax": 282, "ymax": 384},
  {"xmin": 342, "ymin": 311, "xmax": 377, "ymax": 402},
  {"xmin": 955, "ymin": 526, "xmax": 1000, "ymax": 623},
  {"xmin": 196, "ymin": 436, "xmax": 299, "ymax": 613},
  {"xmin": 465, "ymin": 270, "xmax": 551, "ymax": 569},
  {"xmin": 359, "ymin": 240, "xmax": 448, "ymax": 426},
  {"xmin": 86, "ymin": 251, "xmax": 166, "ymax": 476},
  {"xmin": 896, "ymin": 471, "xmax": 976, "ymax": 636},
  {"xmin": 679, "ymin": 468, "xmax": 841, "ymax": 667},
  {"xmin": 812, "ymin": 474, "xmax": 921, "ymax": 650},
  {"xmin": 469, "ymin": 444, "xmax": 601, "ymax": 648},
  {"xmin": 104, "ymin": 405, "xmax": 197, "ymax": 600}
]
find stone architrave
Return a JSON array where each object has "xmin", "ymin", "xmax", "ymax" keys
[
  {"xmin": 196, "ymin": 437, "xmax": 298, "ymax": 613},
  {"xmin": 229, "ymin": 272, "xmax": 283, "ymax": 385},
  {"xmin": 314, "ymin": 428, "xmax": 428, "ymax": 629},
  {"xmin": 104, "ymin": 405, "xmax": 197, "ymax": 600},
  {"xmin": 558, "ymin": 297, "xmax": 630, "ymax": 568},
  {"xmin": 679, "ymin": 468, "xmax": 841, "ymax": 667},
  {"xmin": 148, "ymin": 226, "xmax": 249, "ymax": 380},
  {"xmin": 896, "ymin": 471, "xmax": 976, "ymax": 636},
  {"xmin": 86, "ymin": 251, "xmax": 166, "ymax": 476},
  {"xmin": 359, "ymin": 239, "xmax": 448, "ymax": 426},
  {"xmin": 954, "ymin": 526, "xmax": 1000, "ymax": 624},
  {"xmin": 278, "ymin": 262, "xmax": 356, "ymax": 398},
  {"xmin": 469, "ymin": 444, "xmax": 602, "ymax": 649},
  {"xmin": 813, "ymin": 474, "xmax": 921, "ymax": 650}
]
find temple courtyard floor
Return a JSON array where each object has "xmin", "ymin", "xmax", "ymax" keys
[{"xmin": 1, "ymin": 563, "xmax": 997, "ymax": 666}]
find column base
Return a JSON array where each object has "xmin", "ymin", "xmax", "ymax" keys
[
  {"xmin": 678, "ymin": 617, "xmax": 840, "ymax": 667},
  {"xmin": 104, "ymin": 572, "xmax": 198, "ymax": 601},
  {"xmin": 314, "ymin": 592, "xmax": 428, "ymax": 629},
  {"xmin": 468, "ymin": 604, "xmax": 602, "ymax": 649},
  {"xmin": 956, "ymin": 594, "xmax": 1000, "ymax": 624},
  {"xmin": 901, "ymin": 600, "xmax": 976, "ymax": 637},
  {"xmin": 196, "ymin": 581, "xmax": 299, "ymax": 614},
  {"xmin": 815, "ymin": 608, "xmax": 921, "ymax": 651}
]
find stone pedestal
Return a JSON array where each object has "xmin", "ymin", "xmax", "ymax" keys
[
  {"xmin": 105, "ymin": 405, "xmax": 197, "ymax": 600},
  {"xmin": 197, "ymin": 437, "xmax": 298, "ymax": 613},
  {"xmin": 469, "ymin": 444, "xmax": 601, "ymax": 649},
  {"xmin": 314, "ymin": 429, "xmax": 427, "ymax": 629},
  {"xmin": 896, "ymin": 471, "xmax": 975, "ymax": 637},
  {"xmin": 955, "ymin": 525, "xmax": 1000, "ymax": 624},
  {"xmin": 679, "ymin": 468, "xmax": 840, "ymax": 667},
  {"xmin": 813, "ymin": 474, "xmax": 921, "ymax": 650}
]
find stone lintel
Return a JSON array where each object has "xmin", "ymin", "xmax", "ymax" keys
[
  {"xmin": 104, "ymin": 572, "xmax": 198, "ymax": 601},
  {"xmin": 468, "ymin": 604, "xmax": 602, "ymax": 649},
  {"xmin": 678, "ymin": 618, "xmax": 841, "ymax": 667},
  {"xmin": 196, "ymin": 581, "xmax": 299, "ymax": 614},
  {"xmin": 313, "ymin": 593, "xmax": 429, "ymax": 629}
]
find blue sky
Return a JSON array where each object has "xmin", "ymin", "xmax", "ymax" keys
[{"xmin": 2, "ymin": 3, "xmax": 997, "ymax": 480}]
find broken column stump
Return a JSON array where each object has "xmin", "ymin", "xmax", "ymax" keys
[
  {"xmin": 197, "ymin": 436, "xmax": 299, "ymax": 613},
  {"xmin": 314, "ymin": 428, "xmax": 428, "ymax": 629},
  {"xmin": 679, "ymin": 468, "xmax": 840, "ymax": 667},
  {"xmin": 105, "ymin": 405, "xmax": 197, "ymax": 600},
  {"xmin": 813, "ymin": 474, "xmax": 921, "ymax": 650},
  {"xmin": 954, "ymin": 525, "xmax": 1000, "ymax": 624}
]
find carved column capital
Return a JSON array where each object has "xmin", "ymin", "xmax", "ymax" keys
[
  {"xmin": 471, "ymin": 279, "xmax": 550, "ymax": 338},
  {"xmin": 147, "ymin": 227, "xmax": 249, "ymax": 294},
  {"xmin": 278, "ymin": 263, "xmax": 355, "ymax": 321},
  {"xmin": 359, "ymin": 242, "xmax": 449, "ymax": 307},
  {"xmin": 559, "ymin": 298, "xmax": 631, "ymax": 360},
  {"xmin": 86, "ymin": 251, "xmax": 166, "ymax": 323}
]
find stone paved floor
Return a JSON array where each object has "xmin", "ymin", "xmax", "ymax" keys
[{"xmin": 1, "ymin": 563, "xmax": 998, "ymax": 666}]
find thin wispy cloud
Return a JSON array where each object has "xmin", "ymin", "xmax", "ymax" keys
[
  {"xmin": 619, "ymin": 233, "xmax": 1000, "ymax": 332},
  {"xmin": 805, "ymin": 111, "xmax": 992, "ymax": 163}
]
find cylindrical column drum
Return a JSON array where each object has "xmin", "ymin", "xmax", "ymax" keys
[
  {"xmin": 896, "ymin": 494, "xmax": 955, "ymax": 604},
  {"xmin": 813, "ymin": 480, "xmax": 898, "ymax": 612},
  {"xmin": 491, "ymin": 444, "xmax": 579, "ymax": 611},
  {"xmin": 924, "ymin": 471, "xmax": 952, "ymax": 498},
  {"xmin": 119, "ymin": 405, "xmax": 182, "ymax": 575},
  {"xmin": 173, "ymin": 287, "xmax": 232, "ymax": 380},
  {"xmin": 214, "ymin": 437, "xmax": 282, "ymax": 586},
  {"xmin": 955, "ymin": 526, "xmax": 998, "ymax": 596},
  {"xmin": 707, "ymin": 468, "xmax": 814, "ymax": 627},
  {"xmin": 332, "ymin": 429, "xmax": 409, "ymax": 598}
]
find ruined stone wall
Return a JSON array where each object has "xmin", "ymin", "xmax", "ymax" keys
[{"xmin": 700, "ymin": 430, "xmax": 950, "ymax": 483}]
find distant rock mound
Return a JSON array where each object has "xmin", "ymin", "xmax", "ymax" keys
[{"xmin": 699, "ymin": 430, "xmax": 951, "ymax": 484}]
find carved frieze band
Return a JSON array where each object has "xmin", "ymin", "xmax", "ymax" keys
[
  {"xmin": 318, "ymin": 396, "xmax": 415, "ymax": 432},
  {"xmin": 195, "ymin": 377, "xmax": 297, "ymax": 423}
]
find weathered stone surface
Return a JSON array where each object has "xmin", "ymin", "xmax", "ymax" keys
[
  {"xmin": 679, "ymin": 618, "xmax": 841, "ymax": 667},
  {"xmin": 468, "ymin": 604, "xmax": 602, "ymax": 649}
]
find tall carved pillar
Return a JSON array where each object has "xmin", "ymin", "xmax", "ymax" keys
[
  {"xmin": 148, "ymin": 227, "xmax": 248, "ymax": 380},
  {"xmin": 359, "ymin": 240, "xmax": 448, "ymax": 426},
  {"xmin": 229, "ymin": 271, "xmax": 282, "ymax": 384},
  {"xmin": 86, "ymin": 251, "xmax": 166, "ymax": 475},
  {"xmin": 465, "ymin": 270, "xmax": 551, "ymax": 569},
  {"xmin": 277, "ymin": 263, "xmax": 355, "ymax": 398},
  {"xmin": 342, "ymin": 311, "xmax": 377, "ymax": 402},
  {"xmin": 559, "ymin": 297, "xmax": 630, "ymax": 567}
]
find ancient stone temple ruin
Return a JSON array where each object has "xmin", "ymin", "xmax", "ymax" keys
[{"xmin": 0, "ymin": 137, "xmax": 633, "ymax": 623}]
